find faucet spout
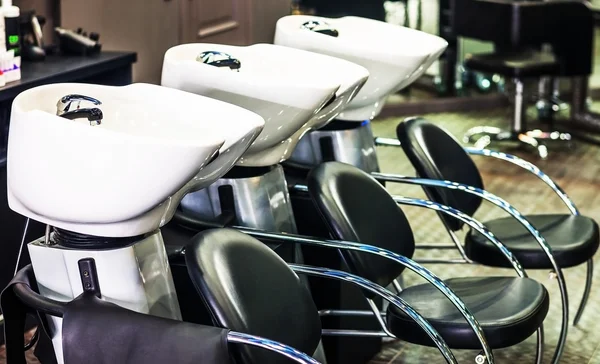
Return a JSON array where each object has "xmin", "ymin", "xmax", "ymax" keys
[
  {"xmin": 57, "ymin": 94, "xmax": 103, "ymax": 125},
  {"xmin": 59, "ymin": 108, "xmax": 104, "ymax": 126}
]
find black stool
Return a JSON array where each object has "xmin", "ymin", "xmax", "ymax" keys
[{"xmin": 463, "ymin": 50, "xmax": 572, "ymax": 158}]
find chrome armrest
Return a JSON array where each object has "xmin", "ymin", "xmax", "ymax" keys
[
  {"xmin": 372, "ymin": 173, "xmax": 560, "ymax": 276},
  {"xmin": 227, "ymin": 331, "xmax": 320, "ymax": 364},
  {"xmin": 237, "ymin": 228, "xmax": 493, "ymax": 364},
  {"xmin": 290, "ymin": 264, "xmax": 458, "ymax": 364},
  {"xmin": 374, "ymin": 137, "xmax": 402, "ymax": 147},
  {"xmin": 464, "ymin": 147, "xmax": 579, "ymax": 216},
  {"xmin": 391, "ymin": 195, "xmax": 526, "ymax": 276}
]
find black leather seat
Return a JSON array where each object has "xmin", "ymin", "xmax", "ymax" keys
[
  {"xmin": 307, "ymin": 161, "xmax": 549, "ymax": 350},
  {"xmin": 387, "ymin": 277, "xmax": 548, "ymax": 349},
  {"xmin": 185, "ymin": 228, "xmax": 322, "ymax": 364},
  {"xmin": 465, "ymin": 50, "xmax": 560, "ymax": 78},
  {"xmin": 467, "ymin": 214, "xmax": 599, "ymax": 269},
  {"xmin": 396, "ymin": 117, "xmax": 599, "ymax": 270}
]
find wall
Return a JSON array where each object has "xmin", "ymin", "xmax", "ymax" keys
[
  {"xmin": 60, "ymin": 0, "xmax": 291, "ymax": 84},
  {"xmin": 15, "ymin": 0, "xmax": 56, "ymax": 44}
]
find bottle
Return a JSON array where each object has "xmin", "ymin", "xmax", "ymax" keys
[
  {"xmin": 0, "ymin": 69, "xmax": 6, "ymax": 88},
  {"xmin": 2, "ymin": 0, "xmax": 19, "ymax": 64},
  {"xmin": 0, "ymin": 6, "xmax": 6, "ymax": 54},
  {"xmin": 2, "ymin": 50, "xmax": 18, "ymax": 82}
]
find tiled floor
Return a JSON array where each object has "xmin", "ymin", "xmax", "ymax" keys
[{"xmin": 367, "ymin": 106, "xmax": 600, "ymax": 363}]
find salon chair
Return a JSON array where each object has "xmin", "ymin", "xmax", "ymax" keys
[
  {"xmin": 454, "ymin": 0, "xmax": 595, "ymax": 156},
  {"xmin": 306, "ymin": 161, "xmax": 551, "ymax": 363},
  {"xmin": 1, "ymin": 265, "xmax": 319, "ymax": 364},
  {"xmin": 184, "ymin": 228, "xmax": 466, "ymax": 363},
  {"xmin": 298, "ymin": 0, "xmax": 387, "ymax": 21},
  {"xmin": 395, "ymin": 117, "xmax": 599, "ymax": 327}
]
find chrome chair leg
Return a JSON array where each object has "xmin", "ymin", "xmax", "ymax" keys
[
  {"xmin": 573, "ymin": 259, "xmax": 594, "ymax": 326},
  {"xmin": 464, "ymin": 128, "xmax": 551, "ymax": 159},
  {"xmin": 535, "ymin": 326, "xmax": 544, "ymax": 364},
  {"xmin": 463, "ymin": 79, "xmax": 571, "ymax": 158}
]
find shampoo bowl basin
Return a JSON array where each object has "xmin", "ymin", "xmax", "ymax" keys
[
  {"xmin": 275, "ymin": 15, "xmax": 448, "ymax": 121},
  {"xmin": 162, "ymin": 43, "xmax": 367, "ymax": 166},
  {"xmin": 8, "ymin": 83, "xmax": 264, "ymax": 237}
]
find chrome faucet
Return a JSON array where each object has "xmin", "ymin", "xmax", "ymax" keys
[
  {"xmin": 197, "ymin": 51, "xmax": 241, "ymax": 71},
  {"xmin": 301, "ymin": 20, "xmax": 339, "ymax": 37},
  {"xmin": 56, "ymin": 94, "xmax": 103, "ymax": 126}
]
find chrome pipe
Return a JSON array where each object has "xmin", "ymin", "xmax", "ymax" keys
[
  {"xmin": 392, "ymin": 279, "xmax": 403, "ymax": 293},
  {"xmin": 438, "ymin": 213, "xmax": 471, "ymax": 260},
  {"xmin": 374, "ymin": 137, "xmax": 401, "ymax": 147},
  {"xmin": 464, "ymin": 148, "xmax": 579, "ymax": 215},
  {"xmin": 416, "ymin": 259, "xmax": 472, "ymax": 264},
  {"xmin": 390, "ymin": 195, "xmax": 525, "ymax": 277},
  {"xmin": 227, "ymin": 331, "xmax": 320, "ymax": 364},
  {"xmin": 366, "ymin": 297, "xmax": 395, "ymax": 337},
  {"xmin": 371, "ymin": 139, "xmax": 580, "ymax": 216},
  {"xmin": 574, "ymin": 259, "xmax": 593, "ymax": 326},
  {"xmin": 290, "ymin": 264, "xmax": 458, "ymax": 364},
  {"xmin": 535, "ymin": 326, "xmax": 544, "ymax": 364},
  {"xmin": 415, "ymin": 245, "xmax": 459, "ymax": 250},
  {"xmin": 318, "ymin": 309, "xmax": 385, "ymax": 317},
  {"xmin": 320, "ymin": 329, "xmax": 388, "ymax": 337}
]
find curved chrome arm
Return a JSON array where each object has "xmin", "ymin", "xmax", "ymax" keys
[
  {"xmin": 227, "ymin": 331, "xmax": 320, "ymax": 364},
  {"xmin": 237, "ymin": 228, "xmax": 494, "ymax": 364},
  {"xmin": 464, "ymin": 147, "xmax": 579, "ymax": 216},
  {"xmin": 372, "ymin": 173, "xmax": 567, "ymax": 364},
  {"xmin": 371, "ymin": 139, "xmax": 579, "ymax": 216},
  {"xmin": 374, "ymin": 137, "xmax": 401, "ymax": 147},
  {"xmin": 464, "ymin": 146, "xmax": 588, "ymax": 328},
  {"xmin": 391, "ymin": 195, "xmax": 526, "ymax": 277},
  {"xmin": 57, "ymin": 94, "xmax": 102, "ymax": 113},
  {"xmin": 289, "ymin": 264, "xmax": 457, "ymax": 364}
]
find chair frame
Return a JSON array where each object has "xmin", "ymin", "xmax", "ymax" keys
[
  {"xmin": 465, "ymin": 146, "xmax": 590, "ymax": 327},
  {"xmin": 286, "ymin": 188, "xmax": 546, "ymax": 364},
  {"xmin": 7, "ymin": 265, "xmax": 321, "ymax": 364},
  {"xmin": 230, "ymin": 194, "xmax": 560, "ymax": 364},
  {"xmin": 288, "ymin": 263, "xmax": 457, "ymax": 363},
  {"xmin": 173, "ymin": 211, "xmax": 496, "ymax": 364},
  {"xmin": 172, "ymin": 181, "xmax": 556, "ymax": 363},
  {"xmin": 244, "ymin": 226, "xmax": 494, "ymax": 356},
  {"xmin": 373, "ymin": 137, "xmax": 587, "ymax": 363},
  {"xmin": 179, "ymin": 228, "xmax": 461, "ymax": 362},
  {"xmin": 233, "ymin": 229, "xmax": 494, "ymax": 364}
]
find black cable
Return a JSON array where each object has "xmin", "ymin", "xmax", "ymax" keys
[{"xmin": 52, "ymin": 228, "xmax": 145, "ymax": 250}]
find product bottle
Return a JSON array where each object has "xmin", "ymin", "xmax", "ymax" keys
[
  {"xmin": 2, "ymin": 0, "xmax": 19, "ymax": 61},
  {"xmin": 0, "ymin": 6, "xmax": 6, "ymax": 54},
  {"xmin": 0, "ymin": 69, "xmax": 7, "ymax": 87}
]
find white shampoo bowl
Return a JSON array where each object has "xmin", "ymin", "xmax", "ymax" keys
[
  {"xmin": 275, "ymin": 15, "xmax": 448, "ymax": 121},
  {"xmin": 162, "ymin": 43, "xmax": 366, "ymax": 166},
  {"xmin": 7, "ymin": 83, "xmax": 264, "ymax": 237}
]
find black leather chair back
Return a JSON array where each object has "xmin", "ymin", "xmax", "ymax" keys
[
  {"xmin": 185, "ymin": 228, "xmax": 322, "ymax": 364},
  {"xmin": 307, "ymin": 162, "xmax": 415, "ymax": 290},
  {"xmin": 1, "ymin": 266, "xmax": 233, "ymax": 364},
  {"xmin": 397, "ymin": 117, "xmax": 484, "ymax": 231}
]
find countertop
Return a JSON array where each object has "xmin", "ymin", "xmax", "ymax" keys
[{"xmin": 0, "ymin": 51, "xmax": 138, "ymax": 103}]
